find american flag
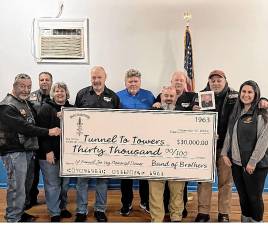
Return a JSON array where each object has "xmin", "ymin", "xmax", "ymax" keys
[{"xmin": 184, "ymin": 26, "xmax": 195, "ymax": 91}]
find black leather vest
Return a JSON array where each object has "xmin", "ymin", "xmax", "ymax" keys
[{"xmin": 0, "ymin": 94, "xmax": 39, "ymax": 151}]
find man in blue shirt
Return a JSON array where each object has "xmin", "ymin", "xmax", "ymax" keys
[
  {"xmin": 117, "ymin": 68, "xmax": 155, "ymax": 216},
  {"xmin": 117, "ymin": 69, "xmax": 155, "ymax": 110}
]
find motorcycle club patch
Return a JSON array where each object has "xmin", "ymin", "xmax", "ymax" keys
[
  {"xmin": 243, "ymin": 116, "xmax": 253, "ymax": 124},
  {"xmin": 19, "ymin": 109, "xmax": 27, "ymax": 117},
  {"xmin": 29, "ymin": 93, "xmax": 38, "ymax": 101}
]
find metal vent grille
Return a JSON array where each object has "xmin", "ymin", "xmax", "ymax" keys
[{"xmin": 41, "ymin": 35, "xmax": 84, "ymax": 58}]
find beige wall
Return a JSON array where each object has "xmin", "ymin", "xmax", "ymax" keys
[{"xmin": 0, "ymin": 0, "xmax": 268, "ymax": 102}]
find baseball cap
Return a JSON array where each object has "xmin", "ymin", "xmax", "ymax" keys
[{"xmin": 208, "ymin": 70, "xmax": 226, "ymax": 79}]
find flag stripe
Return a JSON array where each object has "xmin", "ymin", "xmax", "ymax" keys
[{"xmin": 184, "ymin": 26, "xmax": 195, "ymax": 91}]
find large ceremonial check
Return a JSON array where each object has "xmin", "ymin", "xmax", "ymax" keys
[{"xmin": 61, "ymin": 108, "xmax": 218, "ymax": 182}]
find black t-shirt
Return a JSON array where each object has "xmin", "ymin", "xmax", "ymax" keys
[{"xmin": 75, "ymin": 86, "xmax": 120, "ymax": 109}]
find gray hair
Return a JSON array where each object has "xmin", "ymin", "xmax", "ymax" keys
[
  {"xmin": 125, "ymin": 69, "xmax": 141, "ymax": 79},
  {"xmin": 50, "ymin": 82, "xmax": 70, "ymax": 100},
  {"xmin": 171, "ymin": 70, "xmax": 187, "ymax": 81},
  {"xmin": 13, "ymin": 73, "xmax": 31, "ymax": 86}
]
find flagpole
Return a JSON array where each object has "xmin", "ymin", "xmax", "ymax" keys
[{"xmin": 183, "ymin": 12, "xmax": 195, "ymax": 92}]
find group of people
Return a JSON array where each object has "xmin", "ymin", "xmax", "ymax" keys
[{"xmin": 0, "ymin": 66, "xmax": 268, "ymax": 223}]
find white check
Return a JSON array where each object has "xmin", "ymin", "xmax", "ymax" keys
[{"xmin": 60, "ymin": 108, "xmax": 218, "ymax": 182}]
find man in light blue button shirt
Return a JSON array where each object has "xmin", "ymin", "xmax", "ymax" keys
[{"xmin": 117, "ymin": 68, "xmax": 155, "ymax": 216}]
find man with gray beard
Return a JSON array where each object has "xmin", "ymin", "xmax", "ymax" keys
[
  {"xmin": 160, "ymin": 87, "xmax": 176, "ymax": 110},
  {"xmin": 149, "ymin": 86, "xmax": 185, "ymax": 222},
  {"xmin": 153, "ymin": 71, "xmax": 195, "ymax": 218},
  {"xmin": 0, "ymin": 73, "xmax": 61, "ymax": 222},
  {"xmin": 74, "ymin": 66, "xmax": 120, "ymax": 222}
]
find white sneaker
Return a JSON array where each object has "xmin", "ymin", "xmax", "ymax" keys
[{"xmin": 139, "ymin": 203, "xmax": 150, "ymax": 214}]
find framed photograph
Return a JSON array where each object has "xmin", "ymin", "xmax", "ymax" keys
[{"xmin": 198, "ymin": 91, "xmax": 215, "ymax": 110}]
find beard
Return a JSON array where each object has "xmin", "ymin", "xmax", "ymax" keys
[
  {"xmin": 162, "ymin": 103, "xmax": 175, "ymax": 110},
  {"xmin": 18, "ymin": 94, "xmax": 30, "ymax": 100},
  {"xmin": 92, "ymin": 82, "xmax": 104, "ymax": 92}
]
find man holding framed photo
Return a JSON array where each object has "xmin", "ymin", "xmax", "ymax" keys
[{"xmin": 193, "ymin": 69, "xmax": 268, "ymax": 222}]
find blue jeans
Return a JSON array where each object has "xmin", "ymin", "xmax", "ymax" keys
[
  {"xmin": 39, "ymin": 160, "xmax": 70, "ymax": 217},
  {"xmin": 76, "ymin": 177, "xmax": 108, "ymax": 214},
  {"xmin": 60, "ymin": 176, "xmax": 70, "ymax": 210},
  {"xmin": 2, "ymin": 151, "xmax": 34, "ymax": 222}
]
